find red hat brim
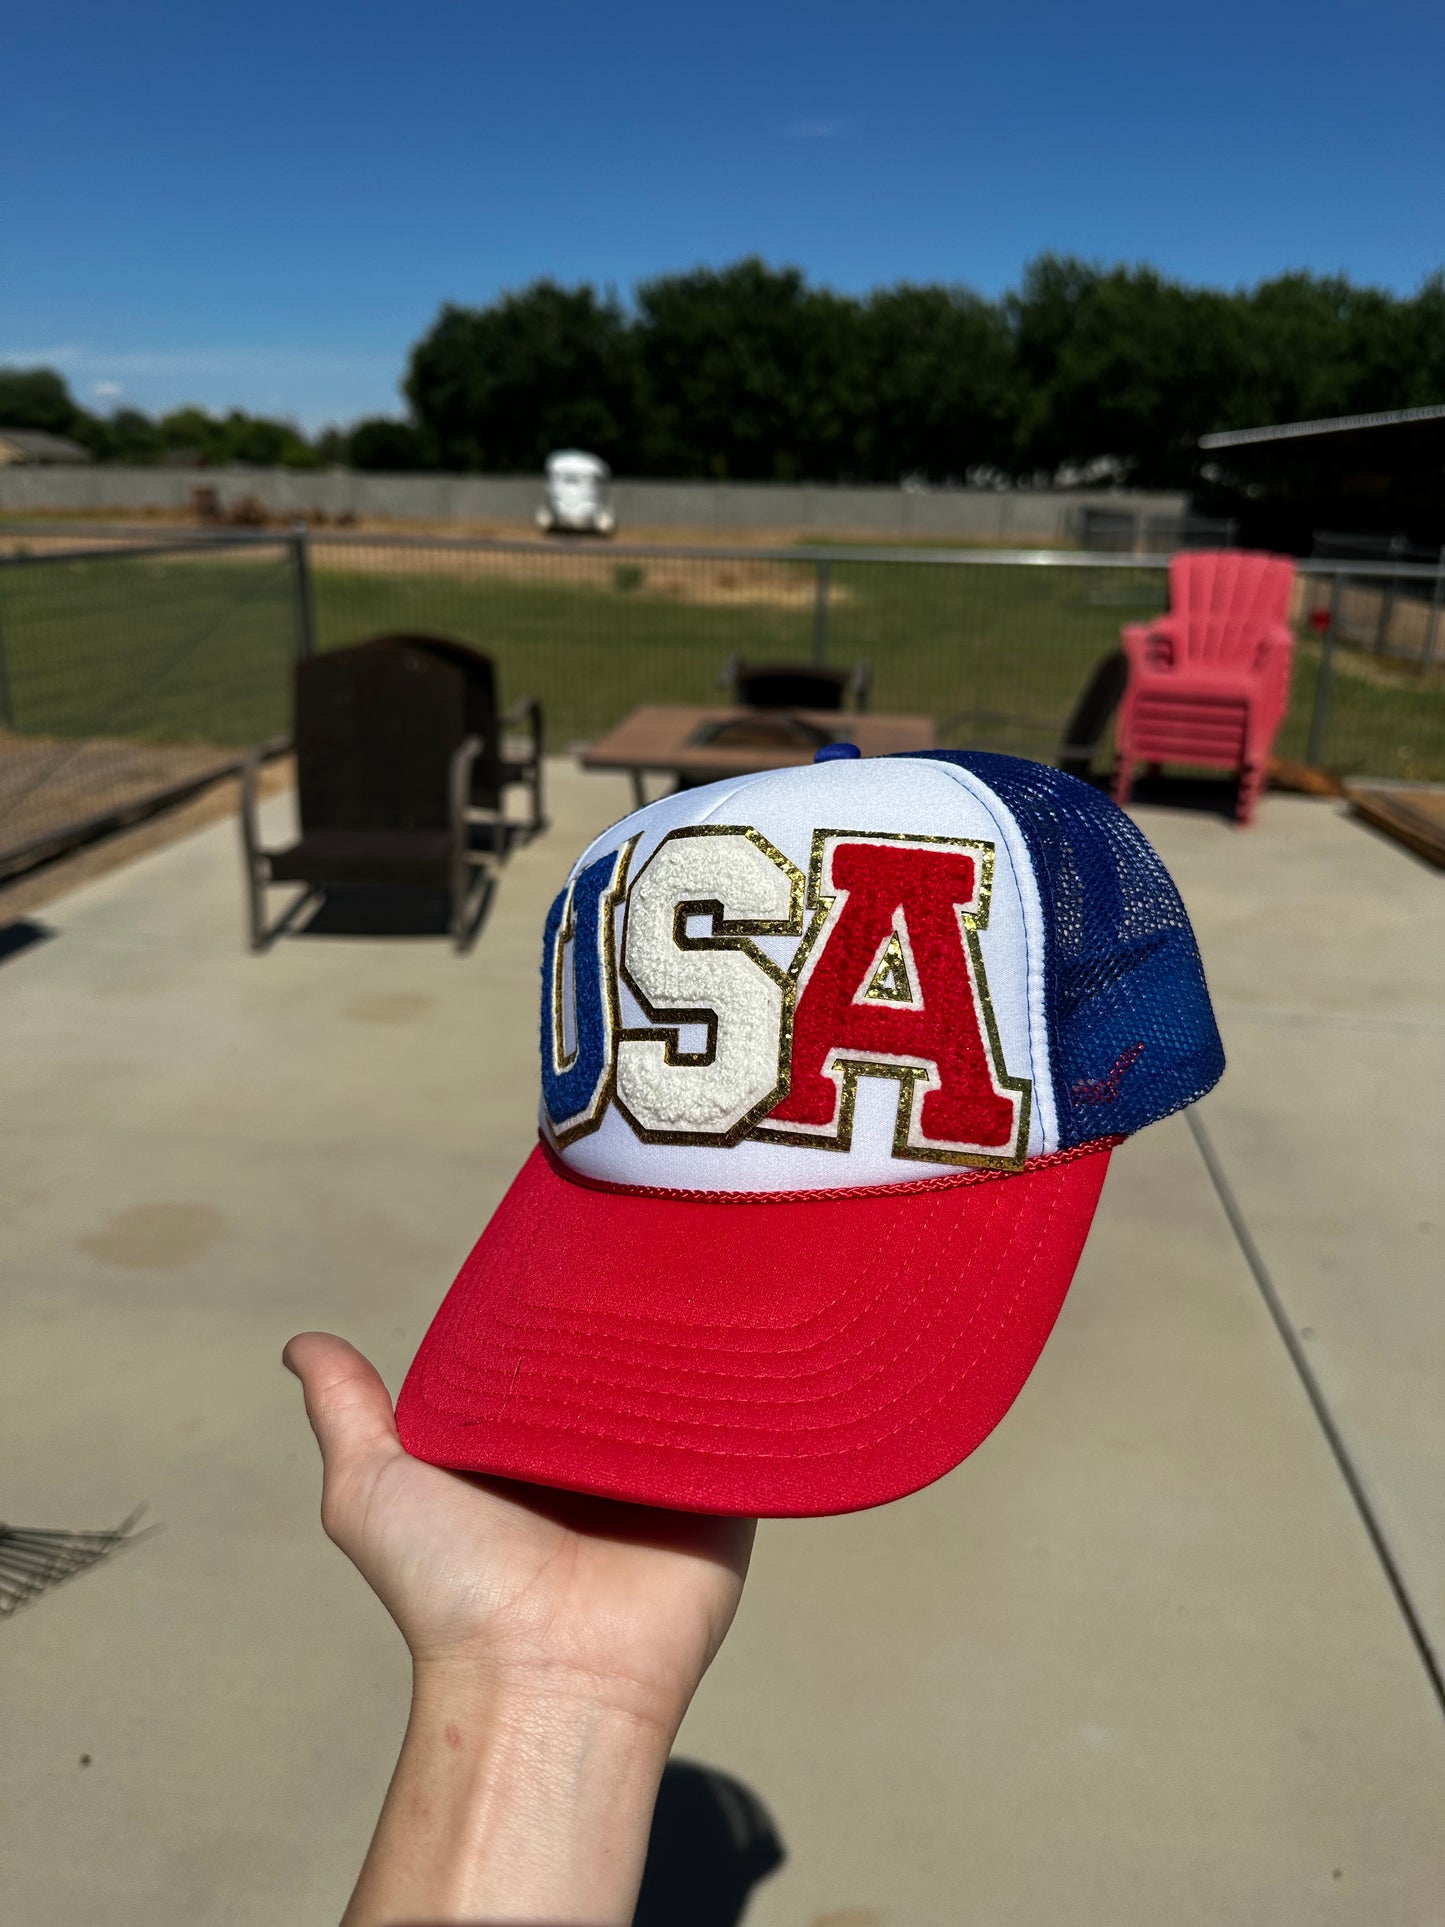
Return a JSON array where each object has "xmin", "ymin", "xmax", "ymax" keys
[{"xmin": 397, "ymin": 1140, "xmax": 1112, "ymax": 1517}]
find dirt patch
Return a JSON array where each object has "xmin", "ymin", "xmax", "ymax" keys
[
  {"xmin": 342, "ymin": 992, "xmax": 436, "ymax": 1024},
  {"xmin": 2, "ymin": 510, "xmax": 821, "ymax": 552},
  {"xmin": 305, "ymin": 540, "xmax": 849, "ymax": 614},
  {"xmin": 0, "ymin": 521, "xmax": 848, "ymax": 610},
  {"xmin": 80, "ymin": 1203, "xmax": 223, "ymax": 1269}
]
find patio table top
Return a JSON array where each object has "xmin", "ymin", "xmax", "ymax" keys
[{"xmin": 580, "ymin": 701, "xmax": 934, "ymax": 805}]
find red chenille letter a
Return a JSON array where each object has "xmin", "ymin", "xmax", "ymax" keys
[{"xmin": 765, "ymin": 837, "xmax": 1024, "ymax": 1160}]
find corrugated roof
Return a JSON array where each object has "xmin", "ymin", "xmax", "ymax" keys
[
  {"xmin": 1200, "ymin": 404, "xmax": 1445, "ymax": 450},
  {"xmin": 0, "ymin": 426, "xmax": 94, "ymax": 461}
]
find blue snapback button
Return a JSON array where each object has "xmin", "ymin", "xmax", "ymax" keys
[{"xmin": 814, "ymin": 742, "xmax": 862, "ymax": 762}]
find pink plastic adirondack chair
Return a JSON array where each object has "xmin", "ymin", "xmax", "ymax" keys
[{"xmin": 1112, "ymin": 549, "xmax": 1296, "ymax": 826}]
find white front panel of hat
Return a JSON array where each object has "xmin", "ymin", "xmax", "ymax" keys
[{"xmin": 546, "ymin": 757, "xmax": 1059, "ymax": 1193}]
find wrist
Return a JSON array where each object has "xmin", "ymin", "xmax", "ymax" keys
[
  {"xmin": 411, "ymin": 1648, "xmax": 693, "ymax": 1748},
  {"xmin": 342, "ymin": 1662, "xmax": 673, "ymax": 1926},
  {"xmin": 409, "ymin": 1655, "xmax": 680, "ymax": 1764}
]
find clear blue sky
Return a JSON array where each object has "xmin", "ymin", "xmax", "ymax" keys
[{"xmin": 4, "ymin": 0, "xmax": 1442, "ymax": 431}]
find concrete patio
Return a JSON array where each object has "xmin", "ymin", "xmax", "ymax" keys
[{"xmin": 0, "ymin": 763, "xmax": 1441, "ymax": 1927}]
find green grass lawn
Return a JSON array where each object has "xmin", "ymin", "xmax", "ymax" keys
[
  {"xmin": 2, "ymin": 543, "xmax": 1442, "ymax": 783},
  {"xmin": 315, "ymin": 551, "xmax": 1445, "ymax": 780},
  {"xmin": 0, "ymin": 549, "xmax": 300, "ymax": 748}
]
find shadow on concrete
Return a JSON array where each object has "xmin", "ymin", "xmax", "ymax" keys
[
  {"xmin": 0, "ymin": 918, "xmax": 54, "ymax": 967},
  {"xmin": 636, "ymin": 1758, "xmax": 785, "ymax": 1927},
  {"xmin": 290, "ymin": 879, "xmax": 498, "ymax": 947},
  {"xmin": 1061, "ymin": 760, "xmax": 1244, "ymax": 821},
  {"xmin": 1114, "ymin": 769, "xmax": 1244, "ymax": 819},
  {"xmin": 272, "ymin": 820, "xmax": 538, "ymax": 951}
]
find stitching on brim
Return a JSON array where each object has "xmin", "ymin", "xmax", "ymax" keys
[
  {"xmin": 537, "ymin": 1131, "xmax": 1121, "ymax": 1204},
  {"xmin": 412, "ymin": 1176, "xmax": 1073, "ymax": 1462}
]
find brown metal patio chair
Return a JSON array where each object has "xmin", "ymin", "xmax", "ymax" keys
[
  {"xmin": 719, "ymin": 656, "xmax": 871, "ymax": 712},
  {"xmin": 360, "ymin": 632, "xmax": 546, "ymax": 835},
  {"xmin": 239, "ymin": 640, "xmax": 493, "ymax": 952}
]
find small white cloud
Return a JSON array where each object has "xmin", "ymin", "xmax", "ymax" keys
[
  {"xmin": 0, "ymin": 341, "xmax": 401, "ymax": 427},
  {"xmin": 784, "ymin": 117, "xmax": 846, "ymax": 140},
  {"xmin": 0, "ymin": 345, "xmax": 391, "ymax": 380},
  {"xmin": 0, "ymin": 344, "xmax": 84, "ymax": 368}
]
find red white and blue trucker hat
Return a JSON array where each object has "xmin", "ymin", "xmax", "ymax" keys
[{"xmin": 398, "ymin": 750, "xmax": 1223, "ymax": 1516}]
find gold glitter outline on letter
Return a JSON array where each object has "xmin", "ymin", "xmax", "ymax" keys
[
  {"xmin": 614, "ymin": 823, "xmax": 806, "ymax": 1147},
  {"xmin": 543, "ymin": 836, "xmax": 639, "ymax": 1148},
  {"xmin": 750, "ymin": 827, "xmax": 1032, "ymax": 1170}
]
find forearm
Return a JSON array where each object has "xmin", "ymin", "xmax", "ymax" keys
[{"xmin": 341, "ymin": 1663, "xmax": 674, "ymax": 1927}]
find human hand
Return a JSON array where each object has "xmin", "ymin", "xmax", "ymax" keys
[{"xmin": 283, "ymin": 1331, "xmax": 754, "ymax": 1740}]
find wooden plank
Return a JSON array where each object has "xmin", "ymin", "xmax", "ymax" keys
[
  {"xmin": 1344, "ymin": 781, "xmax": 1445, "ymax": 868},
  {"xmin": 0, "ymin": 734, "xmax": 289, "ymax": 881},
  {"xmin": 1267, "ymin": 758, "xmax": 1343, "ymax": 797}
]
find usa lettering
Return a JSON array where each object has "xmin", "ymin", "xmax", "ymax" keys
[{"xmin": 541, "ymin": 826, "xmax": 1030, "ymax": 1167}]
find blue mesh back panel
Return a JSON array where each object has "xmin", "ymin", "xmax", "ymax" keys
[{"xmin": 900, "ymin": 752, "xmax": 1225, "ymax": 1147}]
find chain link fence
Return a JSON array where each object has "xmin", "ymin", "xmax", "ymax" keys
[
  {"xmin": 0, "ymin": 533, "xmax": 302, "ymax": 876},
  {"xmin": 304, "ymin": 531, "xmax": 1445, "ymax": 777},
  {"xmin": 2, "ymin": 526, "xmax": 1442, "ymax": 879}
]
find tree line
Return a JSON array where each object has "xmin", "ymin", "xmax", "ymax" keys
[
  {"xmin": 0, "ymin": 367, "xmax": 332, "ymax": 470},
  {"xmin": 6, "ymin": 256, "xmax": 1444, "ymax": 491}
]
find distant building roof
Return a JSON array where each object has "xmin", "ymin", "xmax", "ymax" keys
[
  {"xmin": 1200, "ymin": 403, "xmax": 1445, "ymax": 450},
  {"xmin": 0, "ymin": 426, "xmax": 95, "ymax": 464}
]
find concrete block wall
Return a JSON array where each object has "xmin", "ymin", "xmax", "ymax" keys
[{"xmin": 0, "ymin": 463, "xmax": 1188, "ymax": 544}]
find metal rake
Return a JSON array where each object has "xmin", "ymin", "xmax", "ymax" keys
[{"xmin": 0, "ymin": 1507, "xmax": 147, "ymax": 1616}]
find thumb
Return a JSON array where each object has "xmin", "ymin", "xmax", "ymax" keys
[{"xmin": 283, "ymin": 1331, "xmax": 401, "ymax": 1482}]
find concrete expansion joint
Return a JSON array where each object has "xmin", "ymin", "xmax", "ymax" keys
[{"xmin": 1185, "ymin": 1104, "xmax": 1445, "ymax": 1722}]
